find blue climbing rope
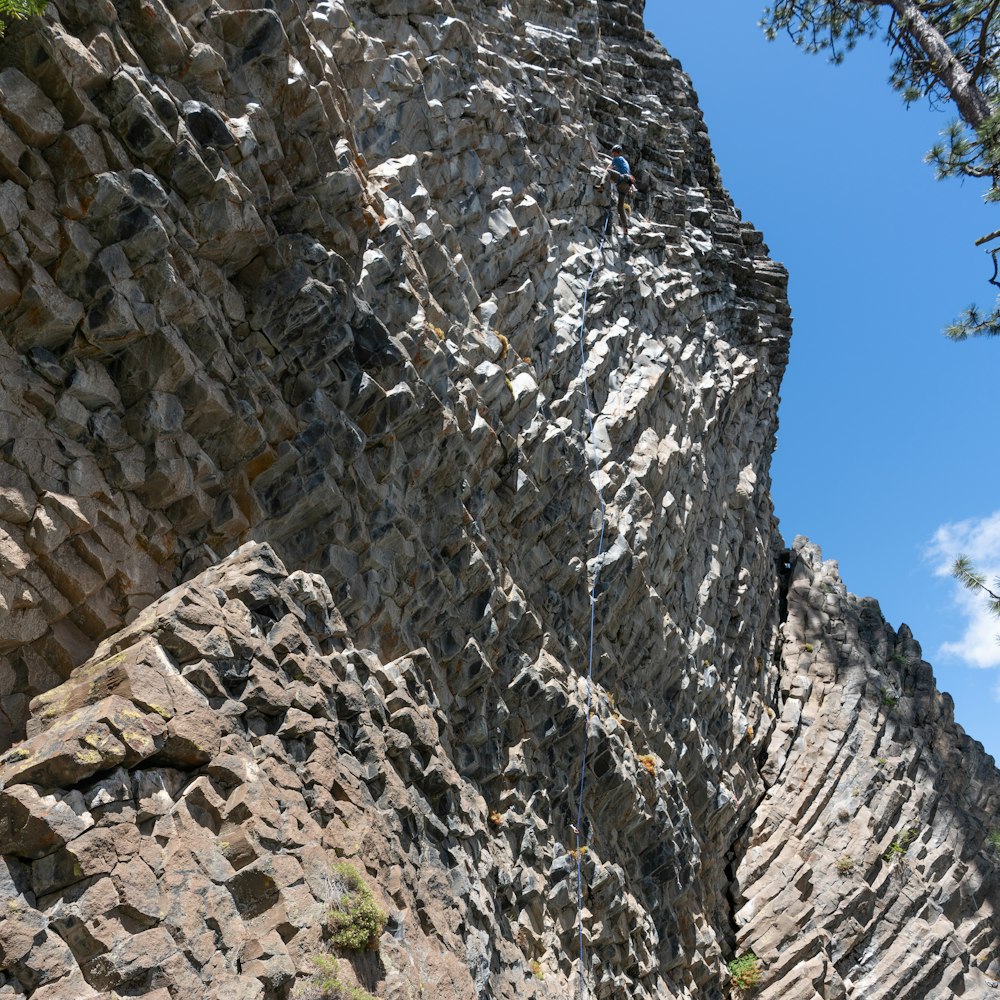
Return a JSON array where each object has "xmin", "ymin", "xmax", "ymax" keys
[{"xmin": 574, "ymin": 208, "xmax": 611, "ymax": 1000}]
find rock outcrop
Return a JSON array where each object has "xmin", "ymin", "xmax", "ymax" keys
[
  {"xmin": 1, "ymin": 543, "xmax": 484, "ymax": 1000},
  {"xmin": 0, "ymin": 0, "xmax": 996, "ymax": 998},
  {"xmin": 0, "ymin": 0, "xmax": 789, "ymax": 756},
  {"xmin": 0, "ymin": 540, "xmax": 763, "ymax": 1000},
  {"xmin": 735, "ymin": 539, "xmax": 1000, "ymax": 999}
]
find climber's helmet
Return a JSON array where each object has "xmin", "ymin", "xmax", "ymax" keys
[{"xmin": 612, "ymin": 143, "xmax": 623, "ymax": 152}]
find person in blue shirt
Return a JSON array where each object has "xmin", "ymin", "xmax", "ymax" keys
[{"xmin": 597, "ymin": 143, "xmax": 634, "ymax": 241}]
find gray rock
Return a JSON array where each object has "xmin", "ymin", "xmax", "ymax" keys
[
  {"xmin": 0, "ymin": 69, "xmax": 64, "ymax": 147},
  {"xmin": 0, "ymin": 4, "xmax": 989, "ymax": 1000}
]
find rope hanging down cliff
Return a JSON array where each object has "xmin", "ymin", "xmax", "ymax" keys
[{"xmin": 573, "ymin": 208, "xmax": 611, "ymax": 1000}]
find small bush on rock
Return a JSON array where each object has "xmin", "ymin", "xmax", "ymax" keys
[
  {"xmin": 637, "ymin": 753, "xmax": 656, "ymax": 775},
  {"xmin": 0, "ymin": 0, "xmax": 47, "ymax": 34},
  {"xmin": 295, "ymin": 955, "xmax": 377, "ymax": 1000},
  {"xmin": 327, "ymin": 862, "xmax": 386, "ymax": 951},
  {"xmin": 728, "ymin": 951, "xmax": 762, "ymax": 993},
  {"xmin": 883, "ymin": 827, "xmax": 918, "ymax": 864}
]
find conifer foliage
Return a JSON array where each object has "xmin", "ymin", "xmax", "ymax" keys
[
  {"xmin": 761, "ymin": 1, "xmax": 1000, "ymax": 338},
  {"xmin": 953, "ymin": 555, "xmax": 1000, "ymax": 619},
  {"xmin": 0, "ymin": 0, "xmax": 47, "ymax": 34}
]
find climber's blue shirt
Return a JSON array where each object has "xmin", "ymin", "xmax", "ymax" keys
[{"xmin": 610, "ymin": 155, "xmax": 630, "ymax": 177}]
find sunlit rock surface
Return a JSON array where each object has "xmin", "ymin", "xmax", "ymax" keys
[{"xmin": 0, "ymin": 0, "xmax": 995, "ymax": 998}]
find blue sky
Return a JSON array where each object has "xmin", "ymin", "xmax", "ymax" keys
[{"xmin": 648, "ymin": 6, "xmax": 1000, "ymax": 762}]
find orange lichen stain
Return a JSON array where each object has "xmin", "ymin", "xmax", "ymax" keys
[{"xmin": 245, "ymin": 447, "xmax": 278, "ymax": 483}]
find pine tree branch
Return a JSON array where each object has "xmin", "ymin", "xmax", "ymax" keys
[
  {"xmin": 886, "ymin": 0, "xmax": 992, "ymax": 128},
  {"xmin": 954, "ymin": 555, "xmax": 1000, "ymax": 602},
  {"xmin": 970, "ymin": 1, "xmax": 1000, "ymax": 83}
]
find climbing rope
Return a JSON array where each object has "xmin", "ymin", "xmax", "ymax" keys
[{"xmin": 573, "ymin": 208, "xmax": 611, "ymax": 1000}]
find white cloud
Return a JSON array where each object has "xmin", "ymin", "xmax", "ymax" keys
[
  {"xmin": 927, "ymin": 510, "xmax": 1000, "ymax": 576},
  {"xmin": 927, "ymin": 511, "xmax": 1000, "ymax": 670}
]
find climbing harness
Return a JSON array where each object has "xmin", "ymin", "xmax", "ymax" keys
[{"xmin": 573, "ymin": 208, "xmax": 612, "ymax": 1000}]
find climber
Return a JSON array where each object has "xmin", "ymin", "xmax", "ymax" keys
[{"xmin": 597, "ymin": 143, "xmax": 635, "ymax": 241}]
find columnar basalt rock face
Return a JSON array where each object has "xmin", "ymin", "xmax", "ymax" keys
[
  {"xmin": 1, "ymin": 2, "xmax": 791, "ymax": 992},
  {"xmin": 0, "ymin": 0, "xmax": 790, "ymax": 757},
  {"xmin": 2, "ymin": 544, "xmax": 998, "ymax": 1000},
  {"xmin": 1, "ymin": 541, "xmax": 765, "ymax": 1000},
  {"xmin": 0, "ymin": 0, "xmax": 788, "ymax": 775},
  {"xmin": 1, "ymin": 0, "xmax": 996, "ymax": 998},
  {"xmin": 734, "ymin": 539, "xmax": 1000, "ymax": 1000}
]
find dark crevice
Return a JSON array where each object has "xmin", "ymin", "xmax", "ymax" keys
[{"xmin": 722, "ymin": 543, "xmax": 794, "ymax": 954}]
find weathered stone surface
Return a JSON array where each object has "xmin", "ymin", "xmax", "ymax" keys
[
  {"xmin": 0, "ymin": 1, "xmax": 790, "ymax": 790},
  {"xmin": 0, "ymin": 695, "xmax": 167, "ymax": 789},
  {"xmin": 0, "ymin": 2, "xmax": 994, "ymax": 999},
  {"xmin": 1, "ymin": 537, "xmax": 997, "ymax": 999},
  {"xmin": 732, "ymin": 539, "xmax": 1000, "ymax": 1000},
  {"xmin": 0, "ymin": 68, "xmax": 64, "ymax": 146},
  {"xmin": 0, "ymin": 783, "xmax": 93, "ymax": 859}
]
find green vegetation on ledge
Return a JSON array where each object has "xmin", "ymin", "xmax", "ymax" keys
[
  {"xmin": 295, "ymin": 955, "xmax": 377, "ymax": 1000},
  {"xmin": 0, "ymin": 0, "xmax": 47, "ymax": 34},
  {"xmin": 728, "ymin": 951, "xmax": 763, "ymax": 993},
  {"xmin": 326, "ymin": 862, "xmax": 387, "ymax": 952}
]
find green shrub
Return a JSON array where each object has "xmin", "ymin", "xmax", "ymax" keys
[
  {"xmin": 0, "ymin": 0, "xmax": 47, "ymax": 34},
  {"xmin": 883, "ymin": 828, "xmax": 918, "ymax": 863},
  {"xmin": 728, "ymin": 951, "xmax": 762, "ymax": 993},
  {"xmin": 836, "ymin": 855, "xmax": 855, "ymax": 874},
  {"xmin": 883, "ymin": 840, "xmax": 905, "ymax": 862},
  {"xmin": 327, "ymin": 862, "xmax": 386, "ymax": 951},
  {"xmin": 295, "ymin": 955, "xmax": 377, "ymax": 1000},
  {"xmin": 987, "ymin": 829, "xmax": 1000, "ymax": 856}
]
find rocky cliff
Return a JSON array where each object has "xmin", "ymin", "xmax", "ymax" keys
[
  {"xmin": 0, "ymin": 1, "xmax": 996, "ymax": 998},
  {"xmin": 738, "ymin": 540, "xmax": 999, "ymax": 999}
]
